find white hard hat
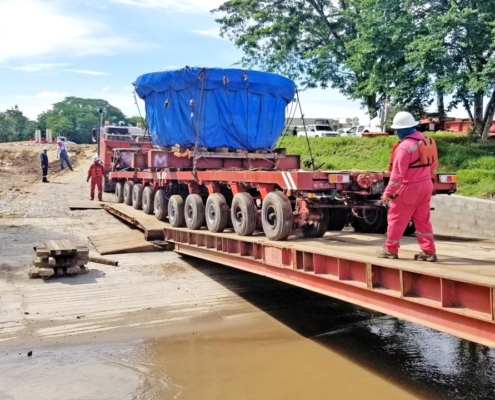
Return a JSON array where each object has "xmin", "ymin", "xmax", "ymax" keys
[
  {"xmin": 390, "ymin": 111, "xmax": 419, "ymax": 129},
  {"xmin": 42, "ymin": 146, "xmax": 48, "ymax": 151},
  {"xmin": 93, "ymin": 154, "xmax": 100, "ymax": 162}
]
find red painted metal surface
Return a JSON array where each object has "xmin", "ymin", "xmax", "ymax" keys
[{"xmin": 164, "ymin": 227, "xmax": 495, "ymax": 347}]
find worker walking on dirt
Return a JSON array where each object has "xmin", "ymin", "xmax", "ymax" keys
[
  {"xmin": 56, "ymin": 140, "xmax": 74, "ymax": 171},
  {"xmin": 87, "ymin": 154, "xmax": 105, "ymax": 201},
  {"xmin": 376, "ymin": 111, "xmax": 438, "ymax": 262},
  {"xmin": 40, "ymin": 146, "xmax": 49, "ymax": 183}
]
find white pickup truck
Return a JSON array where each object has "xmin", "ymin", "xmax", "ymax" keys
[
  {"xmin": 342, "ymin": 116, "xmax": 386, "ymax": 137},
  {"xmin": 297, "ymin": 124, "xmax": 340, "ymax": 138}
]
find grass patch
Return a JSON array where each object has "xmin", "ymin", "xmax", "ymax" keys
[{"xmin": 277, "ymin": 133, "xmax": 495, "ymax": 199}]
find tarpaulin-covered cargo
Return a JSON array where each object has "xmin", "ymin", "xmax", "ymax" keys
[{"xmin": 134, "ymin": 67, "xmax": 296, "ymax": 151}]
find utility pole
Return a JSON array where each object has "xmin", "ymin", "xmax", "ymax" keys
[{"xmin": 98, "ymin": 108, "xmax": 103, "ymax": 155}]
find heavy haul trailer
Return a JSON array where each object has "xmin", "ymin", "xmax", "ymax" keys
[
  {"xmin": 107, "ymin": 147, "xmax": 457, "ymax": 241},
  {"xmin": 106, "ymin": 67, "xmax": 457, "ymax": 240},
  {"xmin": 93, "ymin": 124, "xmax": 154, "ymax": 192}
]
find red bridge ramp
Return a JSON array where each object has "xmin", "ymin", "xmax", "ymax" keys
[{"xmin": 163, "ymin": 226, "xmax": 495, "ymax": 348}]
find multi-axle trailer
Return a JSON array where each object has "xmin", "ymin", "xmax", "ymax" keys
[
  {"xmin": 101, "ymin": 67, "xmax": 457, "ymax": 240},
  {"xmin": 105, "ymin": 144, "xmax": 457, "ymax": 241}
]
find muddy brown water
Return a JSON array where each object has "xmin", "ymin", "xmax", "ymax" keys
[{"xmin": 1, "ymin": 260, "xmax": 495, "ymax": 400}]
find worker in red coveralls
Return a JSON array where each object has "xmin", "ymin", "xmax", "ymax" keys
[
  {"xmin": 376, "ymin": 111, "xmax": 438, "ymax": 262},
  {"xmin": 87, "ymin": 154, "xmax": 105, "ymax": 201}
]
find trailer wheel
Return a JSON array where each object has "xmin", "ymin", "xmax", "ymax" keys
[
  {"xmin": 327, "ymin": 209, "xmax": 346, "ymax": 231},
  {"xmin": 184, "ymin": 194, "xmax": 205, "ymax": 230},
  {"xmin": 231, "ymin": 192, "xmax": 257, "ymax": 236},
  {"xmin": 168, "ymin": 195, "xmax": 185, "ymax": 227},
  {"xmin": 123, "ymin": 181, "xmax": 134, "ymax": 205},
  {"xmin": 142, "ymin": 186, "xmax": 154, "ymax": 215},
  {"xmin": 356, "ymin": 207, "xmax": 387, "ymax": 233},
  {"xmin": 261, "ymin": 191, "xmax": 293, "ymax": 241},
  {"xmin": 301, "ymin": 209, "xmax": 329, "ymax": 238},
  {"xmin": 154, "ymin": 189, "xmax": 168, "ymax": 221},
  {"xmin": 205, "ymin": 193, "xmax": 229, "ymax": 233},
  {"xmin": 132, "ymin": 183, "xmax": 143, "ymax": 210},
  {"xmin": 115, "ymin": 182, "xmax": 124, "ymax": 203}
]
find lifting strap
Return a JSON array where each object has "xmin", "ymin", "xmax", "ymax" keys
[{"xmin": 388, "ymin": 136, "xmax": 437, "ymax": 171}]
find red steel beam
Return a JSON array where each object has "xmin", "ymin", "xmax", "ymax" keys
[{"xmin": 165, "ymin": 228, "xmax": 495, "ymax": 347}]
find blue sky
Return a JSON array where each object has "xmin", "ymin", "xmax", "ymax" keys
[{"xmin": 0, "ymin": 0, "xmax": 467, "ymax": 124}]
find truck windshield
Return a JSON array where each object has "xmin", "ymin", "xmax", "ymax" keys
[{"xmin": 316, "ymin": 125, "xmax": 332, "ymax": 131}]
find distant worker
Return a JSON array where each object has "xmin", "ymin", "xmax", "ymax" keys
[
  {"xmin": 292, "ymin": 126, "xmax": 297, "ymax": 136},
  {"xmin": 376, "ymin": 111, "xmax": 438, "ymax": 262},
  {"xmin": 87, "ymin": 154, "xmax": 105, "ymax": 201},
  {"xmin": 40, "ymin": 146, "xmax": 49, "ymax": 183},
  {"xmin": 56, "ymin": 140, "xmax": 74, "ymax": 171}
]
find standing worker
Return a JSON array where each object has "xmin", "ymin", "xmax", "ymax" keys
[
  {"xmin": 56, "ymin": 140, "xmax": 74, "ymax": 171},
  {"xmin": 376, "ymin": 111, "xmax": 438, "ymax": 262},
  {"xmin": 87, "ymin": 154, "xmax": 105, "ymax": 201},
  {"xmin": 40, "ymin": 146, "xmax": 49, "ymax": 183}
]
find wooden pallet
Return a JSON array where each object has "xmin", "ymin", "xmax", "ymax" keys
[{"xmin": 28, "ymin": 240, "xmax": 90, "ymax": 279}]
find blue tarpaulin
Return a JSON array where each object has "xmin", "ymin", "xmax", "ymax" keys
[{"xmin": 134, "ymin": 67, "xmax": 295, "ymax": 150}]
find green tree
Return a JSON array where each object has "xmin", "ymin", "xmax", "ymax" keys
[
  {"xmin": 127, "ymin": 115, "xmax": 146, "ymax": 127},
  {"xmin": 0, "ymin": 105, "xmax": 34, "ymax": 142},
  {"xmin": 404, "ymin": 0, "xmax": 495, "ymax": 139},
  {"xmin": 213, "ymin": 0, "xmax": 380, "ymax": 117},
  {"xmin": 347, "ymin": 0, "xmax": 433, "ymax": 116},
  {"xmin": 44, "ymin": 97, "xmax": 128, "ymax": 143}
]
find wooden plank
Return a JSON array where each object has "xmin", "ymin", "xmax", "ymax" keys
[
  {"xmin": 88, "ymin": 230, "xmax": 162, "ymax": 255},
  {"xmin": 68, "ymin": 200, "xmax": 115, "ymax": 210},
  {"xmin": 88, "ymin": 256, "xmax": 119, "ymax": 266},
  {"xmin": 88, "ymin": 233, "xmax": 144, "ymax": 246},
  {"xmin": 103, "ymin": 204, "xmax": 167, "ymax": 240},
  {"xmin": 59, "ymin": 239, "xmax": 76, "ymax": 252}
]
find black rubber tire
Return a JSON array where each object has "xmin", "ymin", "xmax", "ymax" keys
[
  {"xmin": 123, "ymin": 181, "xmax": 134, "ymax": 206},
  {"xmin": 301, "ymin": 209, "xmax": 330, "ymax": 238},
  {"xmin": 356, "ymin": 207, "xmax": 386, "ymax": 233},
  {"xmin": 404, "ymin": 220, "xmax": 416, "ymax": 236},
  {"xmin": 205, "ymin": 193, "xmax": 229, "ymax": 233},
  {"xmin": 231, "ymin": 192, "xmax": 257, "ymax": 236},
  {"xmin": 142, "ymin": 186, "xmax": 154, "ymax": 215},
  {"xmin": 184, "ymin": 194, "xmax": 205, "ymax": 230},
  {"xmin": 168, "ymin": 195, "xmax": 185, "ymax": 227},
  {"xmin": 132, "ymin": 183, "xmax": 143, "ymax": 210},
  {"xmin": 115, "ymin": 182, "xmax": 124, "ymax": 203},
  {"xmin": 103, "ymin": 177, "xmax": 115, "ymax": 193},
  {"xmin": 154, "ymin": 189, "xmax": 168, "ymax": 221},
  {"xmin": 261, "ymin": 191, "xmax": 293, "ymax": 241},
  {"xmin": 327, "ymin": 209, "xmax": 346, "ymax": 231}
]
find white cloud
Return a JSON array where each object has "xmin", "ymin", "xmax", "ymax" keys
[
  {"xmin": 112, "ymin": 0, "xmax": 224, "ymax": 13},
  {"xmin": 9, "ymin": 63, "xmax": 72, "ymax": 72},
  {"xmin": 102, "ymin": 86, "xmax": 110, "ymax": 92},
  {"xmin": 64, "ymin": 69, "xmax": 109, "ymax": 76},
  {"xmin": 0, "ymin": 0, "xmax": 141, "ymax": 63},
  {"xmin": 193, "ymin": 28, "xmax": 222, "ymax": 39}
]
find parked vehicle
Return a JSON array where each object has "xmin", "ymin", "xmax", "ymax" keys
[{"xmin": 297, "ymin": 124, "xmax": 340, "ymax": 138}]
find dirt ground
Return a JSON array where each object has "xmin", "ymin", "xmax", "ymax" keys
[{"xmin": 0, "ymin": 142, "xmax": 269, "ymax": 351}]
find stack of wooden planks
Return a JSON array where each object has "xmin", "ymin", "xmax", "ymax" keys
[{"xmin": 28, "ymin": 240, "xmax": 89, "ymax": 279}]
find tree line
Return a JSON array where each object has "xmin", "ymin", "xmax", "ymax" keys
[
  {"xmin": 214, "ymin": 0, "xmax": 495, "ymax": 140},
  {"xmin": 0, "ymin": 97, "xmax": 143, "ymax": 144}
]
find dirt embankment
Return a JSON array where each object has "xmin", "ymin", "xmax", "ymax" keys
[{"xmin": 0, "ymin": 142, "xmax": 95, "ymax": 211}]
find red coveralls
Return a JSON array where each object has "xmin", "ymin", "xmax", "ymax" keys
[
  {"xmin": 384, "ymin": 132, "xmax": 438, "ymax": 255},
  {"xmin": 87, "ymin": 162, "xmax": 105, "ymax": 201}
]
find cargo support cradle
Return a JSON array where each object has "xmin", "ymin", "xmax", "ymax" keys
[{"xmin": 163, "ymin": 225, "xmax": 495, "ymax": 348}]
